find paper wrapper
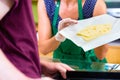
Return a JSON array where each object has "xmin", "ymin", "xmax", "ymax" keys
[{"xmin": 59, "ymin": 14, "xmax": 120, "ymax": 51}]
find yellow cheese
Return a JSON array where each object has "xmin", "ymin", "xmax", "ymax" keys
[{"xmin": 76, "ymin": 24, "xmax": 112, "ymax": 41}]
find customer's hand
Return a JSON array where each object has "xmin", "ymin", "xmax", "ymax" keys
[
  {"xmin": 55, "ymin": 18, "xmax": 78, "ymax": 42},
  {"xmin": 50, "ymin": 62, "xmax": 74, "ymax": 79},
  {"xmin": 41, "ymin": 60, "xmax": 74, "ymax": 79}
]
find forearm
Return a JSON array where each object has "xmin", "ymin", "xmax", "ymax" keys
[
  {"xmin": 39, "ymin": 36, "xmax": 61, "ymax": 55},
  {"xmin": 40, "ymin": 60, "xmax": 53, "ymax": 74},
  {"xmin": 38, "ymin": 0, "xmax": 61, "ymax": 54},
  {"xmin": 38, "ymin": 18, "xmax": 78, "ymax": 55},
  {"xmin": 94, "ymin": 44, "xmax": 109, "ymax": 60},
  {"xmin": 40, "ymin": 60, "xmax": 47, "ymax": 74},
  {"xmin": 93, "ymin": 0, "xmax": 108, "ymax": 60},
  {"xmin": 0, "ymin": 49, "xmax": 29, "ymax": 80}
]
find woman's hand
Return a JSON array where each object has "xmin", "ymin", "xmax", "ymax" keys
[
  {"xmin": 55, "ymin": 18, "xmax": 78, "ymax": 42},
  {"xmin": 58, "ymin": 18, "xmax": 78, "ymax": 31}
]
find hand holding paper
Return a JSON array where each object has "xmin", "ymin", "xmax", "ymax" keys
[
  {"xmin": 59, "ymin": 14, "xmax": 120, "ymax": 51},
  {"xmin": 55, "ymin": 18, "xmax": 78, "ymax": 42}
]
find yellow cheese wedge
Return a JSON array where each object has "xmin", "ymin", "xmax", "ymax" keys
[{"xmin": 76, "ymin": 24, "xmax": 112, "ymax": 41}]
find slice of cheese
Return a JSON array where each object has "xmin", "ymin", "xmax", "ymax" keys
[{"xmin": 76, "ymin": 24, "xmax": 112, "ymax": 41}]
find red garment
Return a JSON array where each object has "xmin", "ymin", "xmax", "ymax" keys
[{"xmin": 0, "ymin": 0, "xmax": 41, "ymax": 78}]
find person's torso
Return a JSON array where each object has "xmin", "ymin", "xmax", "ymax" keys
[
  {"xmin": 0, "ymin": 0, "xmax": 41, "ymax": 78},
  {"xmin": 44, "ymin": 0, "xmax": 107, "ymax": 63},
  {"xmin": 44, "ymin": 0, "xmax": 97, "ymax": 28}
]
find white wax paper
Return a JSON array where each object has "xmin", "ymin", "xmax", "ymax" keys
[{"xmin": 59, "ymin": 14, "xmax": 120, "ymax": 51}]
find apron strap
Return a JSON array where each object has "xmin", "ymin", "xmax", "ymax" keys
[
  {"xmin": 78, "ymin": 0, "xmax": 83, "ymax": 20},
  {"xmin": 52, "ymin": 0, "xmax": 60, "ymax": 35}
]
